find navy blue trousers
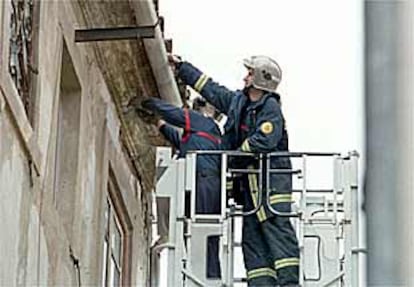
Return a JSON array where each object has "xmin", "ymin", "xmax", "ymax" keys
[
  {"xmin": 242, "ymin": 214, "xmax": 299, "ymax": 286},
  {"xmin": 196, "ymin": 175, "xmax": 221, "ymax": 278}
]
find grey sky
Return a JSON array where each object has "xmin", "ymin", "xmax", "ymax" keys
[{"xmin": 160, "ymin": 0, "xmax": 364, "ymax": 154}]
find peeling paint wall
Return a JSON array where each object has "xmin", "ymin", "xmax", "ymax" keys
[
  {"xmin": 0, "ymin": 1, "xmax": 156, "ymax": 286},
  {"xmin": 0, "ymin": 103, "xmax": 33, "ymax": 285}
]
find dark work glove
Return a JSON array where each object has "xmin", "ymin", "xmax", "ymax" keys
[
  {"xmin": 141, "ymin": 98, "xmax": 154, "ymax": 111},
  {"xmin": 167, "ymin": 53, "xmax": 183, "ymax": 69},
  {"xmin": 126, "ymin": 96, "xmax": 154, "ymax": 110},
  {"xmin": 228, "ymin": 153, "xmax": 258, "ymax": 169},
  {"xmin": 124, "ymin": 96, "xmax": 159, "ymax": 125},
  {"xmin": 134, "ymin": 107, "xmax": 160, "ymax": 125}
]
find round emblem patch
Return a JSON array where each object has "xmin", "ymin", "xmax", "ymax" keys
[{"xmin": 260, "ymin": 122, "xmax": 273, "ymax": 134}]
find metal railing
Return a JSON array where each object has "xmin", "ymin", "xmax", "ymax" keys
[{"xmin": 154, "ymin": 149, "xmax": 362, "ymax": 287}]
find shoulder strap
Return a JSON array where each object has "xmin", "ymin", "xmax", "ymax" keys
[
  {"xmin": 181, "ymin": 108, "xmax": 191, "ymax": 143},
  {"xmin": 195, "ymin": 131, "xmax": 222, "ymax": 144},
  {"xmin": 181, "ymin": 109, "xmax": 221, "ymax": 145}
]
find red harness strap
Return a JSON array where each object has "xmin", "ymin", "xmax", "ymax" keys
[
  {"xmin": 194, "ymin": 131, "xmax": 222, "ymax": 144},
  {"xmin": 181, "ymin": 108, "xmax": 192, "ymax": 143},
  {"xmin": 240, "ymin": 123, "xmax": 249, "ymax": 132},
  {"xmin": 181, "ymin": 108, "xmax": 221, "ymax": 144}
]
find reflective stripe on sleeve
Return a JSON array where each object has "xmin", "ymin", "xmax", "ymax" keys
[{"xmin": 194, "ymin": 74, "xmax": 209, "ymax": 92}]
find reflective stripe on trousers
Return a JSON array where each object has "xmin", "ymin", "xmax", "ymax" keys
[{"xmin": 247, "ymin": 165, "xmax": 293, "ymax": 222}]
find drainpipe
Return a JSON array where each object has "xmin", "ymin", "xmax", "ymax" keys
[{"xmin": 129, "ymin": 0, "xmax": 182, "ymax": 107}]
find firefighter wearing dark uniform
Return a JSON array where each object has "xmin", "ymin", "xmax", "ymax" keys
[
  {"xmin": 141, "ymin": 97, "xmax": 222, "ymax": 279},
  {"xmin": 170, "ymin": 55, "xmax": 300, "ymax": 286}
]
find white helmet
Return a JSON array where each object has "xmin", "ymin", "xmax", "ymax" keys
[{"xmin": 243, "ymin": 55, "xmax": 282, "ymax": 93}]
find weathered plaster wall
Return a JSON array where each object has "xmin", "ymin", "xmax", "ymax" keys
[
  {"xmin": 0, "ymin": 100, "xmax": 33, "ymax": 285},
  {"xmin": 0, "ymin": 1, "xmax": 156, "ymax": 286}
]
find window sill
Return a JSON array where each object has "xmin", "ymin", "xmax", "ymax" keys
[{"xmin": 0, "ymin": 70, "xmax": 42, "ymax": 175}]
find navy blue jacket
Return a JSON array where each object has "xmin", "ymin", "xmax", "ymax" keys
[
  {"xmin": 144, "ymin": 98, "xmax": 222, "ymax": 175},
  {"xmin": 177, "ymin": 62, "xmax": 292, "ymax": 221}
]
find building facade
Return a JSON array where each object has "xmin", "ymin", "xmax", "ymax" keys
[{"xmin": 0, "ymin": 0, "xmax": 179, "ymax": 285}]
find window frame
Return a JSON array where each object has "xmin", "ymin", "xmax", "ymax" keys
[
  {"xmin": 7, "ymin": 0, "xmax": 41, "ymax": 125},
  {"xmin": 0, "ymin": 0, "xmax": 42, "ymax": 174},
  {"xmin": 101, "ymin": 169, "xmax": 133, "ymax": 287}
]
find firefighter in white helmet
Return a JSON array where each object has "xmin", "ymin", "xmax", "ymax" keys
[{"xmin": 169, "ymin": 54, "xmax": 300, "ymax": 286}]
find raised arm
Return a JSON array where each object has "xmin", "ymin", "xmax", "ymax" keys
[
  {"xmin": 143, "ymin": 98, "xmax": 187, "ymax": 128},
  {"xmin": 143, "ymin": 97, "xmax": 217, "ymax": 134},
  {"xmin": 177, "ymin": 62, "xmax": 236, "ymax": 114}
]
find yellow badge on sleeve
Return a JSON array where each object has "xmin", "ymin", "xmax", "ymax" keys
[{"xmin": 260, "ymin": 122, "xmax": 274, "ymax": 134}]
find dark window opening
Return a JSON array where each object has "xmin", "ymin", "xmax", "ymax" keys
[{"xmin": 8, "ymin": 0, "xmax": 40, "ymax": 123}]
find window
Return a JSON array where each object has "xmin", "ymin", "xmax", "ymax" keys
[
  {"xmin": 102, "ymin": 178, "xmax": 130, "ymax": 287},
  {"xmin": 53, "ymin": 42, "xmax": 81, "ymax": 236},
  {"xmin": 8, "ymin": 0, "xmax": 40, "ymax": 123}
]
